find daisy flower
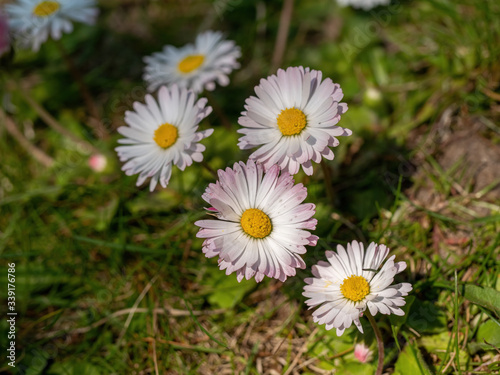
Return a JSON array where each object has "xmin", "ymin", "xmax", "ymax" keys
[
  {"xmin": 5, "ymin": 0, "xmax": 98, "ymax": 51},
  {"xmin": 143, "ymin": 30, "xmax": 241, "ymax": 93},
  {"xmin": 237, "ymin": 66, "xmax": 351, "ymax": 176},
  {"xmin": 115, "ymin": 85, "xmax": 213, "ymax": 191},
  {"xmin": 337, "ymin": 0, "xmax": 390, "ymax": 11},
  {"xmin": 195, "ymin": 160, "xmax": 318, "ymax": 283},
  {"xmin": 303, "ymin": 240, "xmax": 412, "ymax": 336}
]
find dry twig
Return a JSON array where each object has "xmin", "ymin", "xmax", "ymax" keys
[
  {"xmin": 0, "ymin": 109, "xmax": 54, "ymax": 167},
  {"xmin": 271, "ymin": 0, "xmax": 294, "ymax": 71}
]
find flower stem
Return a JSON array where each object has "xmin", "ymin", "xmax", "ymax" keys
[
  {"xmin": 201, "ymin": 160, "xmax": 218, "ymax": 179},
  {"xmin": 204, "ymin": 91, "xmax": 232, "ymax": 130},
  {"xmin": 365, "ymin": 311, "xmax": 384, "ymax": 375},
  {"xmin": 320, "ymin": 159, "xmax": 335, "ymax": 206},
  {"xmin": 271, "ymin": 0, "xmax": 294, "ymax": 71},
  {"xmin": 0, "ymin": 109, "xmax": 54, "ymax": 167}
]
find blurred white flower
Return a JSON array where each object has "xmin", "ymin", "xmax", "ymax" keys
[
  {"xmin": 143, "ymin": 30, "xmax": 241, "ymax": 93},
  {"xmin": 5, "ymin": 0, "xmax": 98, "ymax": 51},
  {"xmin": 115, "ymin": 85, "xmax": 213, "ymax": 191},
  {"xmin": 303, "ymin": 240, "xmax": 412, "ymax": 336},
  {"xmin": 337, "ymin": 0, "xmax": 391, "ymax": 10}
]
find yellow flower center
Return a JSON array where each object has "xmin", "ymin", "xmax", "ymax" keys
[
  {"xmin": 153, "ymin": 123, "xmax": 178, "ymax": 149},
  {"xmin": 340, "ymin": 275, "xmax": 370, "ymax": 302},
  {"xmin": 178, "ymin": 54, "xmax": 205, "ymax": 74},
  {"xmin": 240, "ymin": 208, "xmax": 272, "ymax": 239},
  {"xmin": 33, "ymin": 1, "xmax": 60, "ymax": 17},
  {"xmin": 277, "ymin": 108, "xmax": 307, "ymax": 136}
]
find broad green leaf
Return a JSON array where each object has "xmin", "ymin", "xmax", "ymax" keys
[
  {"xmin": 469, "ymin": 320, "xmax": 500, "ymax": 353},
  {"xmin": 47, "ymin": 361, "xmax": 102, "ymax": 375},
  {"xmin": 420, "ymin": 332, "xmax": 469, "ymax": 367},
  {"xmin": 206, "ymin": 271, "xmax": 255, "ymax": 309},
  {"xmin": 393, "ymin": 342, "xmax": 433, "ymax": 375},
  {"xmin": 390, "ymin": 295, "xmax": 415, "ymax": 328},
  {"xmin": 391, "ymin": 295, "xmax": 416, "ymax": 349},
  {"xmin": 309, "ymin": 335, "xmax": 352, "ymax": 358},
  {"xmin": 407, "ymin": 299, "xmax": 447, "ymax": 334},
  {"xmin": 461, "ymin": 284, "xmax": 500, "ymax": 318},
  {"xmin": 336, "ymin": 362, "xmax": 375, "ymax": 375}
]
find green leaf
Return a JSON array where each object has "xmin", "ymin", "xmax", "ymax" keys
[
  {"xmin": 390, "ymin": 295, "xmax": 415, "ymax": 328},
  {"xmin": 309, "ymin": 333, "xmax": 353, "ymax": 358},
  {"xmin": 390, "ymin": 295, "xmax": 415, "ymax": 350},
  {"xmin": 420, "ymin": 331, "xmax": 452, "ymax": 362},
  {"xmin": 407, "ymin": 299, "xmax": 447, "ymax": 334},
  {"xmin": 460, "ymin": 284, "xmax": 500, "ymax": 318},
  {"xmin": 393, "ymin": 342, "xmax": 433, "ymax": 375},
  {"xmin": 206, "ymin": 270, "xmax": 256, "ymax": 309},
  {"xmin": 470, "ymin": 320, "xmax": 500, "ymax": 353},
  {"xmin": 336, "ymin": 362, "xmax": 375, "ymax": 375},
  {"xmin": 420, "ymin": 331, "xmax": 469, "ymax": 368},
  {"xmin": 47, "ymin": 361, "xmax": 102, "ymax": 375}
]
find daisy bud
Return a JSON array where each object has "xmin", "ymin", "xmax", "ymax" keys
[
  {"xmin": 88, "ymin": 154, "xmax": 107, "ymax": 173},
  {"xmin": 354, "ymin": 343, "xmax": 373, "ymax": 363}
]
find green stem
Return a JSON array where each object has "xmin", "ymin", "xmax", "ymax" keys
[
  {"xmin": 204, "ymin": 91, "xmax": 232, "ymax": 130},
  {"xmin": 320, "ymin": 159, "xmax": 335, "ymax": 206},
  {"xmin": 201, "ymin": 160, "xmax": 218, "ymax": 179},
  {"xmin": 365, "ymin": 311, "xmax": 384, "ymax": 375}
]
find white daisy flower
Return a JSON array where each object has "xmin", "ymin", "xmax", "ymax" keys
[
  {"xmin": 195, "ymin": 160, "xmax": 318, "ymax": 283},
  {"xmin": 337, "ymin": 0, "xmax": 390, "ymax": 11},
  {"xmin": 115, "ymin": 85, "xmax": 213, "ymax": 191},
  {"xmin": 5, "ymin": 0, "xmax": 98, "ymax": 51},
  {"xmin": 237, "ymin": 66, "xmax": 351, "ymax": 176},
  {"xmin": 303, "ymin": 240, "xmax": 412, "ymax": 336},
  {"xmin": 143, "ymin": 30, "xmax": 241, "ymax": 93}
]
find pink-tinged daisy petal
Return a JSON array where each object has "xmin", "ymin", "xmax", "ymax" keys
[
  {"xmin": 116, "ymin": 85, "xmax": 213, "ymax": 191},
  {"xmin": 195, "ymin": 160, "xmax": 317, "ymax": 283},
  {"xmin": 303, "ymin": 241, "xmax": 412, "ymax": 336},
  {"xmin": 238, "ymin": 66, "xmax": 351, "ymax": 175}
]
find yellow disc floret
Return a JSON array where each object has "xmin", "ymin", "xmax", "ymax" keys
[
  {"xmin": 154, "ymin": 123, "xmax": 178, "ymax": 149},
  {"xmin": 340, "ymin": 275, "xmax": 370, "ymax": 302},
  {"xmin": 240, "ymin": 208, "xmax": 272, "ymax": 239},
  {"xmin": 33, "ymin": 1, "xmax": 60, "ymax": 17},
  {"xmin": 277, "ymin": 108, "xmax": 307, "ymax": 136},
  {"xmin": 178, "ymin": 54, "xmax": 205, "ymax": 74}
]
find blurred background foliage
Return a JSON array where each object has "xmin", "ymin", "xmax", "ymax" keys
[{"xmin": 0, "ymin": 0, "xmax": 499, "ymax": 374}]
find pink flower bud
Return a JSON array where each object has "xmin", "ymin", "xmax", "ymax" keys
[
  {"xmin": 354, "ymin": 343, "xmax": 373, "ymax": 363},
  {"xmin": 88, "ymin": 154, "xmax": 107, "ymax": 173}
]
